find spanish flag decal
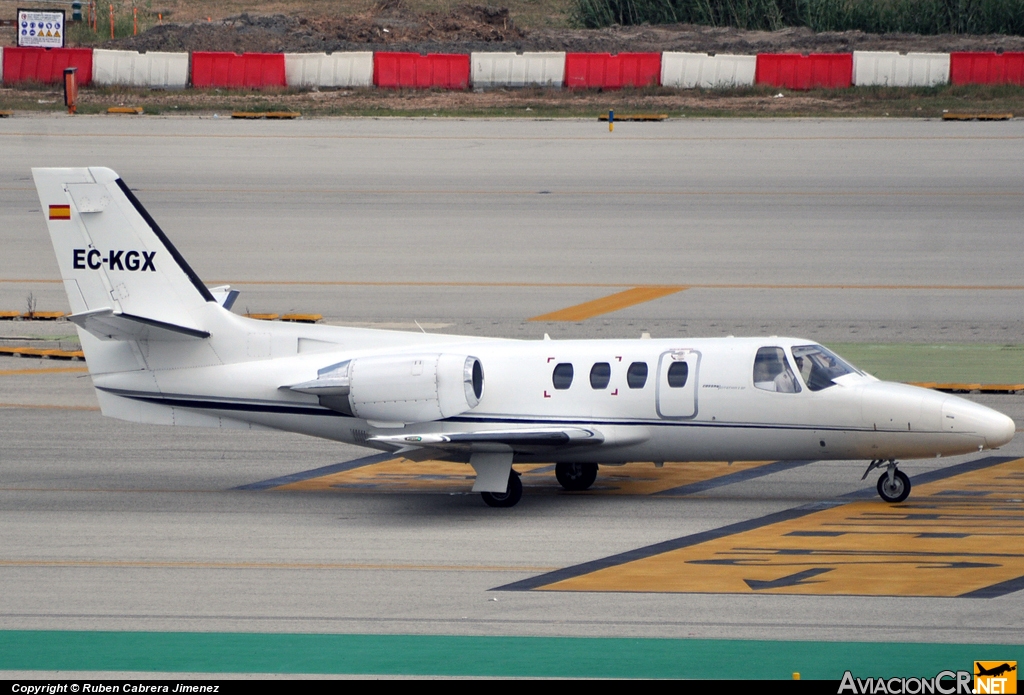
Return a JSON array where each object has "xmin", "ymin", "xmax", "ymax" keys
[{"xmin": 49, "ymin": 205, "xmax": 71, "ymax": 220}]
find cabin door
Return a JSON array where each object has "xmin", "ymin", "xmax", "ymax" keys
[{"xmin": 656, "ymin": 349, "xmax": 700, "ymax": 418}]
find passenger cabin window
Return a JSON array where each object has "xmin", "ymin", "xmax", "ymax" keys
[
  {"xmin": 627, "ymin": 362, "xmax": 648, "ymax": 389},
  {"xmin": 666, "ymin": 361, "xmax": 688, "ymax": 388},
  {"xmin": 792, "ymin": 344, "xmax": 859, "ymax": 391},
  {"xmin": 753, "ymin": 347, "xmax": 801, "ymax": 393},
  {"xmin": 590, "ymin": 363, "xmax": 611, "ymax": 389},
  {"xmin": 552, "ymin": 363, "xmax": 574, "ymax": 390}
]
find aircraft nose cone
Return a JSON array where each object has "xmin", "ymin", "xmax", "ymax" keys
[
  {"xmin": 942, "ymin": 396, "xmax": 1016, "ymax": 448},
  {"xmin": 987, "ymin": 410, "xmax": 1017, "ymax": 448}
]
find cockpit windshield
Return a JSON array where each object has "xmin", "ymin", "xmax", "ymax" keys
[{"xmin": 791, "ymin": 345, "xmax": 861, "ymax": 391}]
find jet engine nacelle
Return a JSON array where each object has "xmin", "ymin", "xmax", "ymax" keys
[{"xmin": 292, "ymin": 353, "xmax": 484, "ymax": 424}]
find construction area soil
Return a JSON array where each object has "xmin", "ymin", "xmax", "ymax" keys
[{"xmin": 99, "ymin": 6, "xmax": 1024, "ymax": 55}]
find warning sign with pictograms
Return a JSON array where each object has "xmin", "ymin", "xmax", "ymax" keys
[{"xmin": 17, "ymin": 9, "xmax": 65, "ymax": 48}]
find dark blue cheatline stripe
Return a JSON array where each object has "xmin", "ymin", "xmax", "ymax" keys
[
  {"xmin": 496, "ymin": 454, "xmax": 1017, "ymax": 592},
  {"xmin": 449, "ymin": 414, "xmax": 933, "ymax": 436},
  {"xmin": 235, "ymin": 452, "xmax": 397, "ymax": 491},
  {"xmin": 115, "ymin": 178, "xmax": 216, "ymax": 303},
  {"xmin": 97, "ymin": 388, "xmax": 346, "ymax": 418},
  {"xmin": 654, "ymin": 459, "xmax": 817, "ymax": 497}
]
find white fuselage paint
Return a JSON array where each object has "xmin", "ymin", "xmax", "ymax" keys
[{"xmin": 89, "ymin": 308, "xmax": 1017, "ymax": 466}]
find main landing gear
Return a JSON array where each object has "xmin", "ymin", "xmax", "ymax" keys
[
  {"xmin": 555, "ymin": 462, "xmax": 598, "ymax": 492},
  {"xmin": 481, "ymin": 470, "xmax": 522, "ymax": 508},
  {"xmin": 862, "ymin": 458, "xmax": 911, "ymax": 503}
]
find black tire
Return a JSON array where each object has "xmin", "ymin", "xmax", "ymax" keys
[
  {"xmin": 481, "ymin": 470, "xmax": 523, "ymax": 508},
  {"xmin": 555, "ymin": 462, "xmax": 598, "ymax": 491},
  {"xmin": 877, "ymin": 469, "xmax": 911, "ymax": 503}
]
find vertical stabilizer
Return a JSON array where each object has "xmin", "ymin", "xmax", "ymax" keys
[{"xmin": 32, "ymin": 167, "xmax": 213, "ymax": 331}]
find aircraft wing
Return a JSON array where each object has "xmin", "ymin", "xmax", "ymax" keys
[{"xmin": 369, "ymin": 427, "xmax": 604, "ymax": 453}]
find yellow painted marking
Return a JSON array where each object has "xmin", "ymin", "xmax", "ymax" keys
[
  {"xmin": 280, "ymin": 313, "xmax": 322, "ymax": 323},
  {"xmin": 0, "ymin": 346, "xmax": 83, "ymax": 358},
  {"xmin": 539, "ymin": 458, "xmax": 1024, "ymax": 596},
  {"xmin": 0, "ymin": 367, "xmax": 88, "ymax": 375},
  {"xmin": 231, "ymin": 111, "xmax": 300, "ymax": 119},
  {"xmin": 107, "ymin": 106, "xmax": 143, "ymax": 114},
  {"xmin": 943, "ymin": 112, "xmax": 1014, "ymax": 121},
  {"xmin": 911, "ymin": 382, "xmax": 1024, "ymax": 392},
  {"xmin": 594, "ymin": 461, "xmax": 773, "ymax": 496},
  {"xmin": 0, "ymin": 403, "xmax": 99, "ymax": 410},
  {"xmin": 528, "ymin": 286, "xmax": 686, "ymax": 322},
  {"xmin": 275, "ymin": 459, "xmax": 776, "ymax": 496},
  {"xmin": 0, "ymin": 559, "xmax": 555, "ymax": 572},
  {"xmin": 21, "ymin": 311, "xmax": 65, "ymax": 319},
  {"xmin": 277, "ymin": 458, "xmax": 506, "ymax": 493}
]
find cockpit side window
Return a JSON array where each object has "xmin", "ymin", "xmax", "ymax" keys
[
  {"xmin": 753, "ymin": 347, "xmax": 801, "ymax": 393},
  {"xmin": 792, "ymin": 345, "xmax": 859, "ymax": 391}
]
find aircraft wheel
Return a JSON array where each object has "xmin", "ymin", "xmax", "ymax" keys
[
  {"xmin": 877, "ymin": 469, "xmax": 911, "ymax": 503},
  {"xmin": 481, "ymin": 470, "xmax": 523, "ymax": 508},
  {"xmin": 555, "ymin": 462, "xmax": 598, "ymax": 491}
]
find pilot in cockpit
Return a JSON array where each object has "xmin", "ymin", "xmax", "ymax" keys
[{"xmin": 754, "ymin": 347, "xmax": 801, "ymax": 393}]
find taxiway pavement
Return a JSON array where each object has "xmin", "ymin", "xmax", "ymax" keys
[{"xmin": 1, "ymin": 117, "xmax": 1022, "ymax": 671}]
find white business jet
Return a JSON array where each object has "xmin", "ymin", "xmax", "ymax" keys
[{"xmin": 33, "ymin": 167, "xmax": 1016, "ymax": 507}]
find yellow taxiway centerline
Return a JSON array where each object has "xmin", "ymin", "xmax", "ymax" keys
[{"xmin": 528, "ymin": 286, "xmax": 687, "ymax": 322}]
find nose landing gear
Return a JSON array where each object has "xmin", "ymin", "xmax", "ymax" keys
[{"xmin": 862, "ymin": 459, "xmax": 911, "ymax": 503}]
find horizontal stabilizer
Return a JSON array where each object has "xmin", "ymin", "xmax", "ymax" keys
[
  {"xmin": 369, "ymin": 427, "xmax": 603, "ymax": 452},
  {"xmin": 69, "ymin": 307, "xmax": 210, "ymax": 341}
]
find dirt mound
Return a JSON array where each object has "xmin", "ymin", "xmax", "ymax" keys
[
  {"xmin": 103, "ymin": 4, "xmax": 1024, "ymax": 55},
  {"xmin": 107, "ymin": 5, "xmax": 527, "ymax": 54}
]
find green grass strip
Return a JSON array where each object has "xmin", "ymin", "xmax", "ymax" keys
[
  {"xmin": 827, "ymin": 344, "xmax": 1024, "ymax": 385},
  {"xmin": 1, "ymin": 631, "xmax": 1020, "ymax": 678}
]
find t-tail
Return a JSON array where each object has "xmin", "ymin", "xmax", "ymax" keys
[{"xmin": 32, "ymin": 166, "xmax": 245, "ymax": 420}]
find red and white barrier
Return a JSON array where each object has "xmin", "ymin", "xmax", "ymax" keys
[
  {"xmin": 2, "ymin": 47, "xmax": 93, "ymax": 85},
  {"xmin": 950, "ymin": 52, "xmax": 1024, "ymax": 85},
  {"xmin": 284, "ymin": 52, "xmax": 373, "ymax": 88},
  {"xmin": 191, "ymin": 52, "xmax": 286, "ymax": 89},
  {"xmin": 756, "ymin": 53, "xmax": 853, "ymax": 90},
  {"xmin": 661, "ymin": 52, "xmax": 756, "ymax": 88},
  {"xmin": 565, "ymin": 53, "xmax": 661, "ymax": 89},
  {"xmin": 853, "ymin": 52, "xmax": 949, "ymax": 87},
  {"xmin": 93, "ymin": 49, "xmax": 189, "ymax": 88},
  {"xmin": 470, "ymin": 52, "xmax": 565, "ymax": 88},
  {"xmin": 8, "ymin": 46, "xmax": 1004, "ymax": 96}
]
